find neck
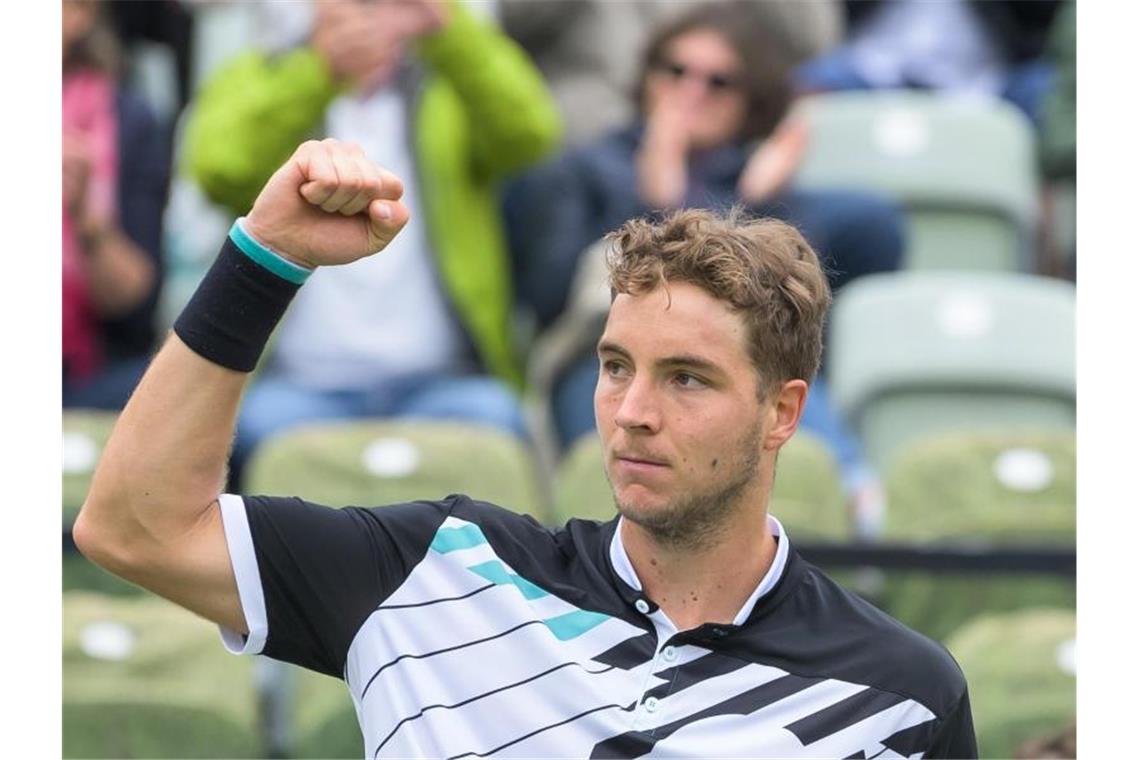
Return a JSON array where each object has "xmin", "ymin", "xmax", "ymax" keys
[{"xmin": 620, "ymin": 498, "xmax": 777, "ymax": 632}]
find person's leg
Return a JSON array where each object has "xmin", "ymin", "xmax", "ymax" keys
[
  {"xmin": 551, "ymin": 353, "xmax": 601, "ymax": 449},
  {"xmin": 63, "ymin": 356, "xmax": 151, "ymax": 410},
  {"xmin": 390, "ymin": 373, "xmax": 529, "ymax": 440},
  {"xmin": 760, "ymin": 189, "xmax": 906, "ymax": 293},
  {"xmin": 230, "ymin": 375, "xmax": 364, "ymax": 489}
]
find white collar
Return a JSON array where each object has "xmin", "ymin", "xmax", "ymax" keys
[{"xmin": 609, "ymin": 513, "xmax": 791, "ymax": 626}]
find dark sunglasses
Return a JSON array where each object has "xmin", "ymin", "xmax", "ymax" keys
[{"xmin": 653, "ymin": 60, "xmax": 742, "ymax": 93}]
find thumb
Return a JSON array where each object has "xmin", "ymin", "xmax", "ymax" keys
[{"xmin": 367, "ymin": 198, "xmax": 411, "ymax": 248}]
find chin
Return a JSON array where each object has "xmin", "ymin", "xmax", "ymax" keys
[{"xmin": 612, "ymin": 483, "xmax": 671, "ymax": 522}]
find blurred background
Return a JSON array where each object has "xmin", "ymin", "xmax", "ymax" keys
[{"xmin": 61, "ymin": 0, "xmax": 1076, "ymax": 757}]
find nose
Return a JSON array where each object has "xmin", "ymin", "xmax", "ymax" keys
[
  {"xmin": 612, "ymin": 375, "xmax": 662, "ymax": 434},
  {"xmin": 672, "ymin": 74, "xmax": 708, "ymax": 103}
]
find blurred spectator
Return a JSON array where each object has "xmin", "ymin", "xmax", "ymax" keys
[
  {"xmin": 183, "ymin": 0, "xmax": 561, "ymax": 486},
  {"xmin": 500, "ymin": 0, "xmax": 842, "ymax": 145},
  {"xmin": 1037, "ymin": 1, "xmax": 1075, "ymax": 281},
  {"xmin": 1038, "ymin": 1, "xmax": 1075, "ymax": 182},
  {"xmin": 106, "ymin": 0, "xmax": 196, "ymax": 121},
  {"xmin": 504, "ymin": 0, "xmax": 901, "ymax": 534},
  {"xmin": 797, "ymin": 0, "xmax": 1063, "ymax": 124},
  {"xmin": 63, "ymin": 0, "xmax": 171, "ymax": 410}
]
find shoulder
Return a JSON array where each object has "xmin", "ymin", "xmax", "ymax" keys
[
  {"xmin": 448, "ymin": 497, "xmax": 613, "ymax": 558},
  {"xmin": 446, "ymin": 498, "xmax": 622, "ymax": 605},
  {"xmin": 789, "ymin": 562, "xmax": 968, "ymax": 717},
  {"xmin": 447, "ymin": 496, "xmax": 562, "ymax": 556}
]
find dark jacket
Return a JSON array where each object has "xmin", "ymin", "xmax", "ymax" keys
[{"xmin": 505, "ymin": 125, "xmax": 752, "ymax": 328}]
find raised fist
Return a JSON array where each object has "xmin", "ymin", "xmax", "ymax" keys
[{"xmin": 245, "ymin": 139, "xmax": 410, "ymax": 270}]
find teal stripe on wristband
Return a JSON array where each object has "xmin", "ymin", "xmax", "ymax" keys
[{"xmin": 229, "ymin": 218, "xmax": 313, "ymax": 284}]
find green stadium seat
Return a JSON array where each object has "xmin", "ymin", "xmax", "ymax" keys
[
  {"xmin": 829, "ymin": 271, "xmax": 1075, "ymax": 471},
  {"xmin": 552, "ymin": 431, "xmax": 848, "ymax": 540},
  {"xmin": 63, "ymin": 592, "xmax": 262, "ymax": 758},
  {"xmin": 794, "ymin": 90, "xmax": 1038, "ymax": 272},
  {"xmin": 945, "ymin": 608, "xmax": 1076, "ymax": 759},
  {"xmin": 244, "ymin": 419, "xmax": 548, "ymax": 521},
  {"xmin": 878, "ymin": 430, "xmax": 1075, "ymax": 641}
]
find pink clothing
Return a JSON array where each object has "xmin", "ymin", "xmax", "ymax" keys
[{"xmin": 62, "ymin": 69, "xmax": 118, "ymax": 381}]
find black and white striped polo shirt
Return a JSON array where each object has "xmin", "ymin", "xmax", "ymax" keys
[{"xmin": 218, "ymin": 493, "xmax": 975, "ymax": 759}]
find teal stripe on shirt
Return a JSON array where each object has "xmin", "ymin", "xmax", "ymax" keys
[
  {"xmin": 542, "ymin": 609, "xmax": 611, "ymax": 641},
  {"xmin": 430, "ymin": 524, "xmax": 489, "ymax": 554},
  {"xmin": 467, "ymin": 560, "xmax": 549, "ymax": 600}
]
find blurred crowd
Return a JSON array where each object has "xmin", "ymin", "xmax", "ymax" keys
[{"xmin": 61, "ymin": 0, "xmax": 1076, "ymax": 534}]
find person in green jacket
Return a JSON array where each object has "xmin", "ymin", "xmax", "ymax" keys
[{"xmin": 183, "ymin": 0, "xmax": 561, "ymax": 485}]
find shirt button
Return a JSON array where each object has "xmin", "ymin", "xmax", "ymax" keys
[
  {"xmin": 634, "ymin": 599, "xmax": 650, "ymax": 614},
  {"xmin": 643, "ymin": 696, "xmax": 659, "ymax": 713},
  {"xmin": 662, "ymin": 646, "xmax": 678, "ymax": 662}
]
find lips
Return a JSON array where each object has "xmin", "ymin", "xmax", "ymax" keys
[{"xmin": 614, "ymin": 453, "xmax": 670, "ymax": 468}]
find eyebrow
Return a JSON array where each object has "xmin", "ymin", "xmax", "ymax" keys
[{"xmin": 597, "ymin": 341, "xmax": 724, "ymax": 374}]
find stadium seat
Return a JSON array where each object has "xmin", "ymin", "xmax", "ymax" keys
[
  {"xmin": 829, "ymin": 271, "xmax": 1075, "ymax": 470},
  {"xmin": 878, "ymin": 430, "xmax": 1075, "ymax": 641},
  {"xmin": 63, "ymin": 592, "xmax": 262, "ymax": 758},
  {"xmin": 794, "ymin": 90, "xmax": 1038, "ymax": 272},
  {"xmin": 63, "ymin": 410, "xmax": 119, "ymax": 527},
  {"xmin": 244, "ymin": 419, "xmax": 549, "ymax": 521},
  {"xmin": 552, "ymin": 430, "xmax": 848, "ymax": 540},
  {"xmin": 944, "ymin": 608, "xmax": 1076, "ymax": 759}
]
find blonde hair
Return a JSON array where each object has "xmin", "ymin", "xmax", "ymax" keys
[{"xmin": 605, "ymin": 207, "xmax": 831, "ymax": 395}]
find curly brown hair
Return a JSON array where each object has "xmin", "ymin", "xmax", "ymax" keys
[
  {"xmin": 633, "ymin": 1, "xmax": 795, "ymax": 143},
  {"xmin": 605, "ymin": 207, "xmax": 831, "ymax": 396}
]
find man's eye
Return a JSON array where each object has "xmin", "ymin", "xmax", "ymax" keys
[
  {"xmin": 603, "ymin": 360, "xmax": 628, "ymax": 377},
  {"xmin": 674, "ymin": 372, "xmax": 706, "ymax": 388}
]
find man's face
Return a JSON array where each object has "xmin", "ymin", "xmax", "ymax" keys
[{"xmin": 594, "ymin": 282, "xmax": 774, "ymax": 548}]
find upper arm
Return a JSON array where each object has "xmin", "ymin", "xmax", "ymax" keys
[
  {"xmin": 214, "ymin": 494, "xmax": 453, "ymax": 676},
  {"xmin": 74, "ymin": 496, "xmax": 248, "ymax": 636},
  {"xmin": 925, "ymin": 688, "xmax": 978, "ymax": 759}
]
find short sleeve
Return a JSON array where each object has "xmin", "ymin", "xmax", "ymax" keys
[
  {"xmin": 217, "ymin": 492, "xmax": 456, "ymax": 678},
  {"xmin": 925, "ymin": 687, "xmax": 978, "ymax": 759}
]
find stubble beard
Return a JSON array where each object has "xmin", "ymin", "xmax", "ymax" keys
[{"xmin": 609, "ymin": 423, "xmax": 764, "ymax": 553}]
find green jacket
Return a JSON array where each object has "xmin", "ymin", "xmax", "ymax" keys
[{"xmin": 184, "ymin": 4, "xmax": 562, "ymax": 386}]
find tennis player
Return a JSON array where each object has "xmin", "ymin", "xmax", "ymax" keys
[{"xmin": 75, "ymin": 138, "xmax": 976, "ymax": 758}]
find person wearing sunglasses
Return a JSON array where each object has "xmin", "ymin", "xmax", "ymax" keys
[{"xmin": 505, "ymin": 0, "xmax": 904, "ymax": 537}]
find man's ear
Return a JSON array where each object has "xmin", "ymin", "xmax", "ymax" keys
[{"xmin": 762, "ymin": 379, "xmax": 808, "ymax": 451}]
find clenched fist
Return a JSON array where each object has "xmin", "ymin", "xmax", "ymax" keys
[{"xmin": 245, "ymin": 139, "xmax": 411, "ymax": 270}]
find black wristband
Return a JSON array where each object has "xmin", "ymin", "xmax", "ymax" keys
[{"xmin": 173, "ymin": 237, "xmax": 302, "ymax": 372}]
